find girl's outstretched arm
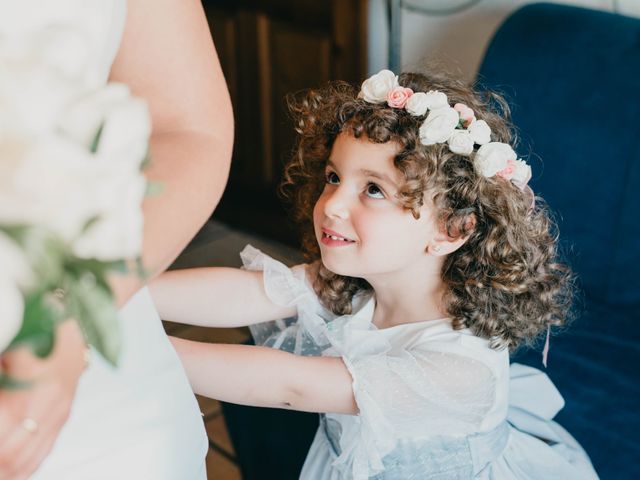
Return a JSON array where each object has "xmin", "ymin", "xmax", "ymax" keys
[
  {"xmin": 172, "ymin": 337, "xmax": 358, "ymax": 415},
  {"xmin": 150, "ymin": 267, "xmax": 296, "ymax": 327}
]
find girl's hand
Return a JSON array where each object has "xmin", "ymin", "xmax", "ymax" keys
[{"xmin": 0, "ymin": 321, "xmax": 86, "ymax": 480}]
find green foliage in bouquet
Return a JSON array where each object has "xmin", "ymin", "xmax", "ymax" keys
[
  {"xmin": 0, "ymin": 220, "xmax": 145, "ymax": 367},
  {"xmin": 0, "ymin": 22, "xmax": 153, "ymax": 387}
]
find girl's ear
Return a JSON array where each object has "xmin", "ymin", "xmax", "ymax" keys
[
  {"xmin": 428, "ymin": 235, "xmax": 467, "ymax": 256},
  {"xmin": 428, "ymin": 214, "xmax": 476, "ymax": 256}
]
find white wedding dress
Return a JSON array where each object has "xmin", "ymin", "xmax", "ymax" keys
[{"xmin": 29, "ymin": 1, "xmax": 209, "ymax": 478}]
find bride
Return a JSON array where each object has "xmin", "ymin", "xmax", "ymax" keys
[{"xmin": 0, "ymin": 0, "xmax": 233, "ymax": 478}]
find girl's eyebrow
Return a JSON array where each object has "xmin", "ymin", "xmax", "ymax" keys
[
  {"xmin": 326, "ymin": 160, "xmax": 398, "ymax": 187},
  {"xmin": 359, "ymin": 169, "xmax": 398, "ymax": 187}
]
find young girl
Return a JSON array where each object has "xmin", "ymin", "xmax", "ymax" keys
[{"xmin": 150, "ymin": 70, "xmax": 598, "ymax": 479}]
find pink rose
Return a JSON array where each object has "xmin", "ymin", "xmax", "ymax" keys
[
  {"xmin": 454, "ymin": 103, "xmax": 475, "ymax": 128},
  {"xmin": 496, "ymin": 159, "xmax": 516, "ymax": 180},
  {"xmin": 386, "ymin": 87, "xmax": 413, "ymax": 109},
  {"xmin": 474, "ymin": 142, "xmax": 514, "ymax": 177},
  {"xmin": 496, "ymin": 158, "xmax": 531, "ymax": 190}
]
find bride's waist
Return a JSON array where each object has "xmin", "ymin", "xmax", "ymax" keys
[{"xmin": 76, "ymin": 286, "xmax": 195, "ymax": 413}]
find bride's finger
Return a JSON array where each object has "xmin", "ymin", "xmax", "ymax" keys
[
  {"xmin": 1, "ymin": 418, "xmax": 59, "ymax": 480},
  {"xmin": 0, "ymin": 409, "xmax": 15, "ymax": 447},
  {"xmin": 0, "ymin": 397, "xmax": 30, "ymax": 469},
  {"xmin": 0, "ymin": 420, "xmax": 38, "ymax": 478},
  {"xmin": 0, "ymin": 385, "xmax": 65, "ymax": 477}
]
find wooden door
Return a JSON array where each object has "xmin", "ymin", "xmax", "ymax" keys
[{"xmin": 203, "ymin": 0, "xmax": 368, "ymax": 245}]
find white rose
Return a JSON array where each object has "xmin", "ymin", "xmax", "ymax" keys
[
  {"xmin": 405, "ymin": 92, "xmax": 429, "ymax": 116},
  {"xmin": 0, "ymin": 3, "xmax": 92, "ymax": 75},
  {"xmin": 474, "ymin": 142, "xmax": 516, "ymax": 177},
  {"xmin": 32, "ymin": 26, "xmax": 91, "ymax": 79},
  {"xmin": 468, "ymin": 120, "xmax": 491, "ymax": 145},
  {"xmin": 359, "ymin": 70, "xmax": 398, "ymax": 103},
  {"xmin": 0, "ymin": 61, "xmax": 80, "ymax": 137},
  {"xmin": 0, "ymin": 134, "xmax": 106, "ymax": 241},
  {"xmin": 424, "ymin": 90, "xmax": 449, "ymax": 110},
  {"xmin": 448, "ymin": 130, "xmax": 475, "ymax": 156},
  {"xmin": 0, "ymin": 280, "xmax": 23, "ymax": 353},
  {"xmin": 511, "ymin": 159, "xmax": 532, "ymax": 188},
  {"xmin": 0, "ymin": 231, "xmax": 33, "ymax": 287},
  {"xmin": 418, "ymin": 106, "xmax": 459, "ymax": 145},
  {"xmin": 72, "ymin": 167, "xmax": 147, "ymax": 261},
  {"xmin": 97, "ymin": 97, "xmax": 150, "ymax": 169},
  {"xmin": 58, "ymin": 83, "xmax": 151, "ymax": 170},
  {"xmin": 0, "ymin": 137, "xmax": 146, "ymax": 260}
]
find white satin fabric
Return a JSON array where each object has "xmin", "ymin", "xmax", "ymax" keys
[{"xmin": 27, "ymin": 1, "xmax": 208, "ymax": 478}]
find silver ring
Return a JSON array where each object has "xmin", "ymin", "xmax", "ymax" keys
[{"xmin": 21, "ymin": 417, "xmax": 38, "ymax": 433}]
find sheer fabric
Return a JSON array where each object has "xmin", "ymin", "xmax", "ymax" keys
[{"xmin": 241, "ymin": 245, "xmax": 598, "ymax": 479}]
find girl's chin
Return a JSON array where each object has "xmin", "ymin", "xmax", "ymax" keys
[{"xmin": 320, "ymin": 257, "xmax": 359, "ymax": 278}]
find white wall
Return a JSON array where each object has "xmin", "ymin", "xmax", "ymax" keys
[{"xmin": 368, "ymin": 0, "xmax": 640, "ymax": 81}]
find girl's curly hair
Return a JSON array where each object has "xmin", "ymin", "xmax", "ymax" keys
[{"xmin": 280, "ymin": 70, "xmax": 574, "ymax": 351}]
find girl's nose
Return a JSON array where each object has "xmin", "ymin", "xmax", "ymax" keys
[{"xmin": 322, "ymin": 187, "xmax": 350, "ymax": 220}]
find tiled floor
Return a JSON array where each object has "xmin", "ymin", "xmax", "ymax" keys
[{"xmin": 162, "ymin": 219, "xmax": 302, "ymax": 480}]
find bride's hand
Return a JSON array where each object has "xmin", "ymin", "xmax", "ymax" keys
[{"xmin": 0, "ymin": 321, "xmax": 86, "ymax": 480}]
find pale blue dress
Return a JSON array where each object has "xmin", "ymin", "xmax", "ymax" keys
[
  {"xmin": 6, "ymin": 2, "xmax": 209, "ymax": 478},
  {"xmin": 242, "ymin": 245, "xmax": 599, "ymax": 480}
]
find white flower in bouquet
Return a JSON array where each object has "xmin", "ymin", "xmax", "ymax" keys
[
  {"xmin": 72, "ymin": 170, "xmax": 147, "ymax": 261},
  {"xmin": 0, "ymin": 134, "xmax": 109, "ymax": 242},
  {"xmin": 0, "ymin": 232, "xmax": 33, "ymax": 352},
  {"xmin": 0, "ymin": 19, "xmax": 152, "ymax": 366},
  {"xmin": 60, "ymin": 83, "xmax": 151, "ymax": 260},
  {"xmin": 0, "ymin": 231, "xmax": 34, "ymax": 287},
  {"xmin": 0, "ymin": 20, "xmax": 92, "ymax": 137},
  {"xmin": 0, "ymin": 134, "xmax": 148, "ymax": 261},
  {"xmin": 59, "ymin": 84, "xmax": 151, "ymax": 167},
  {"xmin": 0, "ymin": 61, "xmax": 80, "ymax": 137}
]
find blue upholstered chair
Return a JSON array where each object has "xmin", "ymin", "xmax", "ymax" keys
[
  {"xmin": 479, "ymin": 3, "xmax": 640, "ymax": 479},
  {"xmin": 222, "ymin": 4, "xmax": 640, "ymax": 478}
]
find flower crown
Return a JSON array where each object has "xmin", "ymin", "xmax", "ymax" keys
[{"xmin": 359, "ymin": 70, "xmax": 532, "ymax": 191}]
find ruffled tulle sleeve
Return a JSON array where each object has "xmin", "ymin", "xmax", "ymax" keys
[
  {"xmin": 326, "ymin": 320, "xmax": 498, "ymax": 479},
  {"xmin": 240, "ymin": 244, "xmax": 333, "ymax": 356}
]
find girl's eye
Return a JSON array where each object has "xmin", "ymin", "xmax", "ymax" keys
[
  {"xmin": 326, "ymin": 171, "xmax": 340, "ymax": 185},
  {"xmin": 366, "ymin": 183, "xmax": 385, "ymax": 199}
]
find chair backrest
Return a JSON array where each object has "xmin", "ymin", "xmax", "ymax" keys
[{"xmin": 477, "ymin": 2, "xmax": 640, "ymax": 308}]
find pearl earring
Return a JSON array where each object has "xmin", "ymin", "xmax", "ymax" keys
[{"xmin": 432, "ymin": 245, "xmax": 441, "ymax": 253}]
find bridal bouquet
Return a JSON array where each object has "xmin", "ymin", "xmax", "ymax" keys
[{"xmin": 0, "ymin": 22, "xmax": 151, "ymax": 369}]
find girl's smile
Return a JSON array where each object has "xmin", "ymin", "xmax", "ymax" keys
[{"xmin": 320, "ymin": 227, "xmax": 356, "ymax": 246}]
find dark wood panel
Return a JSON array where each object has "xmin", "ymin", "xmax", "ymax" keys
[
  {"xmin": 204, "ymin": 0, "xmax": 331, "ymax": 28},
  {"xmin": 269, "ymin": 21, "xmax": 331, "ymax": 182},
  {"xmin": 203, "ymin": 0, "xmax": 367, "ymax": 244}
]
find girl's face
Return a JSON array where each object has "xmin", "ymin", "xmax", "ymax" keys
[{"xmin": 313, "ymin": 132, "xmax": 441, "ymax": 282}]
